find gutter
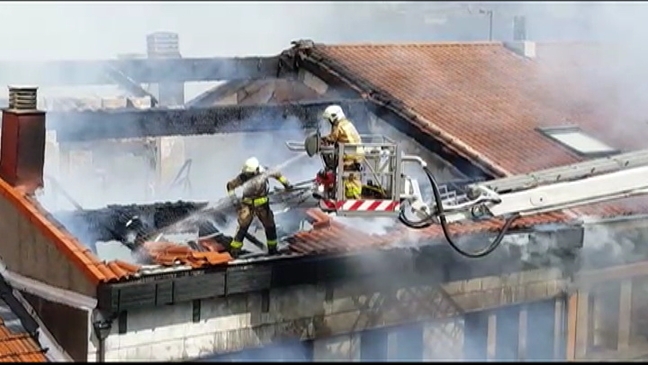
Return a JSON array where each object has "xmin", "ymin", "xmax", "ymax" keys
[
  {"xmin": 0, "ymin": 260, "xmax": 97, "ymax": 310},
  {"xmin": 576, "ymin": 213, "xmax": 648, "ymax": 225}
]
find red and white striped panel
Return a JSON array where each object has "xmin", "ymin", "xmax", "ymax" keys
[
  {"xmin": 320, "ymin": 200, "xmax": 337, "ymax": 210},
  {"xmin": 337, "ymin": 199, "xmax": 400, "ymax": 211}
]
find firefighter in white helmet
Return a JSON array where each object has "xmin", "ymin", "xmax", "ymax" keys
[
  {"xmin": 321, "ymin": 104, "xmax": 364, "ymax": 199},
  {"xmin": 226, "ymin": 157, "xmax": 293, "ymax": 258}
]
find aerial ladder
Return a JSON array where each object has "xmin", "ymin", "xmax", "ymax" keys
[{"xmin": 280, "ymin": 132, "xmax": 648, "ymax": 258}]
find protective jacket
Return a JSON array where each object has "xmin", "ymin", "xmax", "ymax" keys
[
  {"xmin": 226, "ymin": 168, "xmax": 291, "ymax": 255},
  {"xmin": 226, "ymin": 169, "xmax": 290, "ymax": 205},
  {"xmin": 322, "ymin": 118, "xmax": 364, "ymax": 165}
]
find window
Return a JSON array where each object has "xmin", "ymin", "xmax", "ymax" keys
[{"xmin": 538, "ymin": 126, "xmax": 618, "ymax": 157}]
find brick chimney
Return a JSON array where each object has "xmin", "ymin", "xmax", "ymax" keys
[{"xmin": 0, "ymin": 86, "xmax": 46, "ymax": 194}]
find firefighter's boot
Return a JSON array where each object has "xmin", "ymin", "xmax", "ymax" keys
[
  {"xmin": 229, "ymin": 240, "xmax": 243, "ymax": 259},
  {"xmin": 267, "ymin": 240, "xmax": 279, "ymax": 256}
]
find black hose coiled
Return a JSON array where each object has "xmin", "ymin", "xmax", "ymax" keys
[{"xmin": 398, "ymin": 167, "xmax": 519, "ymax": 258}]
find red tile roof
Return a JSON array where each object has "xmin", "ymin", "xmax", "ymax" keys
[
  {"xmin": 292, "ymin": 41, "xmax": 648, "ymax": 216},
  {"xmin": 302, "ymin": 42, "xmax": 588, "ymax": 175},
  {"xmin": 287, "ymin": 209, "xmax": 570, "ymax": 255},
  {"xmin": 0, "ymin": 180, "xmax": 232, "ymax": 285},
  {"xmin": 5, "ymin": 41, "xmax": 646, "ymax": 286},
  {"xmin": 0, "ymin": 323, "xmax": 47, "ymax": 362}
]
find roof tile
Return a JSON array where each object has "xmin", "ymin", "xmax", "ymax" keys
[
  {"xmin": 310, "ymin": 42, "xmax": 581, "ymax": 175},
  {"xmin": 6, "ymin": 41, "xmax": 645, "ymax": 286},
  {"xmin": 0, "ymin": 321, "xmax": 47, "ymax": 362},
  {"xmin": 295, "ymin": 41, "xmax": 648, "ymax": 223},
  {"xmin": 143, "ymin": 241, "xmax": 233, "ymax": 268},
  {"xmin": 287, "ymin": 209, "xmax": 570, "ymax": 255}
]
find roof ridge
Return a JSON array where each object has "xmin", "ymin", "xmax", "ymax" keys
[{"xmin": 319, "ymin": 41, "xmax": 503, "ymax": 48}]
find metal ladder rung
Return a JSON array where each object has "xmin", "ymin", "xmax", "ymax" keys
[{"xmin": 478, "ymin": 149, "xmax": 648, "ymax": 193}]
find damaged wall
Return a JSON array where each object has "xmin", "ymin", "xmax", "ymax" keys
[
  {"xmin": 41, "ymin": 69, "xmax": 469, "ymax": 212},
  {"xmin": 90, "ymin": 267, "xmax": 565, "ymax": 361},
  {"xmin": 44, "ymin": 135, "xmax": 188, "ymax": 209},
  {"xmin": 566, "ymin": 217, "xmax": 648, "ymax": 360}
]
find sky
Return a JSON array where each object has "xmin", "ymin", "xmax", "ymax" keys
[
  {"xmin": 1, "ymin": 2, "xmax": 642, "ymax": 61},
  {"xmin": 0, "ymin": 2, "xmax": 337, "ymax": 60}
]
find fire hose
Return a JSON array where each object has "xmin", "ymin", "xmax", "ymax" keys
[{"xmin": 398, "ymin": 166, "xmax": 520, "ymax": 258}]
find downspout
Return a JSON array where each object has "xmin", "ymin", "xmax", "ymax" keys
[{"xmin": 92, "ymin": 311, "xmax": 113, "ymax": 363}]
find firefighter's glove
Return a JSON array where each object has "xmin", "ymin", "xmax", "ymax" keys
[
  {"xmin": 284, "ymin": 183, "xmax": 294, "ymax": 191},
  {"xmin": 227, "ymin": 191, "xmax": 240, "ymax": 206}
]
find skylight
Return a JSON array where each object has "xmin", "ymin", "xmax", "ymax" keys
[{"xmin": 539, "ymin": 127, "xmax": 618, "ymax": 156}]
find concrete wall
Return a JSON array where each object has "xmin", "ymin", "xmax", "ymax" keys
[
  {"xmin": 91, "ymin": 267, "xmax": 565, "ymax": 361},
  {"xmin": 44, "ymin": 136, "xmax": 189, "ymax": 209},
  {"xmin": 21, "ymin": 291, "xmax": 89, "ymax": 362},
  {"xmin": 204, "ymin": 297, "xmax": 564, "ymax": 362},
  {"xmin": 0, "ymin": 192, "xmax": 95, "ymax": 297}
]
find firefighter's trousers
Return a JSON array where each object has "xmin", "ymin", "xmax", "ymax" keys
[{"xmin": 230, "ymin": 198, "xmax": 277, "ymax": 251}]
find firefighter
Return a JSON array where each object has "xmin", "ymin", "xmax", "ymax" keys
[
  {"xmin": 226, "ymin": 157, "xmax": 293, "ymax": 258},
  {"xmin": 321, "ymin": 104, "xmax": 364, "ymax": 199}
]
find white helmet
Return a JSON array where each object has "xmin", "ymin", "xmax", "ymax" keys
[
  {"xmin": 322, "ymin": 105, "xmax": 345, "ymax": 124},
  {"xmin": 242, "ymin": 157, "xmax": 261, "ymax": 174}
]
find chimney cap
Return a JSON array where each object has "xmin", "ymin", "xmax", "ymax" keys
[
  {"xmin": 8, "ymin": 85, "xmax": 38, "ymax": 90},
  {"xmin": 7, "ymin": 85, "xmax": 39, "ymax": 111}
]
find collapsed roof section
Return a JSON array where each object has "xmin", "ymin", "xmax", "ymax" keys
[
  {"xmin": 41, "ymin": 197, "xmax": 570, "ymax": 284},
  {"xmin": 0, "ymin": 39, "xmax": 640, "ymax": 290}
]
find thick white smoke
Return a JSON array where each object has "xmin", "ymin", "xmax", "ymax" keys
[{"xmin": 10, "ymin": 1, "xmax": 648, "ymax": 361}]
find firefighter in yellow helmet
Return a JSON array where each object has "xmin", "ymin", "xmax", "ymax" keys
[
  {"xmin": 226, "ymin": 157, "xmax": 293, "ymax": 258},
  {"xmin": 320, "ymin": 104, "xmax": 364, "ymax": 199}
]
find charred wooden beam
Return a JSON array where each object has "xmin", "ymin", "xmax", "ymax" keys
[
  {"xmin": 105, "ymin": 65, "xmax": 159, "ymax": 106},
  {"xmin": 0, "ymin": 57, "xmax": 281, "ymax": 86},
  {"xmin": 48, "ymin": 99, "xmax": 369, "ymax": 142}
]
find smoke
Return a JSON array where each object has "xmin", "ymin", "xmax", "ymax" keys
[{"xmin": 14, "ymin": 2, "xmax": 648, "ymax": 361}]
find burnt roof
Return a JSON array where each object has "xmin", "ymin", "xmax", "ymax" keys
[{"xmin": 8, "ymin": 40, "xmax": 647, "ymax": 287}]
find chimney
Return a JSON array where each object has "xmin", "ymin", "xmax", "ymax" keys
[
  {"xmin": 503, "ymin": 40, "xmax": 536, "ymax": 59},
  {"xmin": 513, "ymin": 15, "xmax": 527, "ymax": 41},
  {"xmin": 0, "ymin": 86, "xmax": 46, "ymax": 194},
  {"xmin": 146, "ymin": 32, "xmax": 185, "ymax": 107}
]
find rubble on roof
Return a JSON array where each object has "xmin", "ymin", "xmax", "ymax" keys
[{"xmin": 10, "ymin": 39, "xmax": 637, "ymax": 288}]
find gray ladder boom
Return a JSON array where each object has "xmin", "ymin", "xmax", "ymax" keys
[{"xmin": 473, "ymin": 149, "xmax": 648, "ymax": 193}]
